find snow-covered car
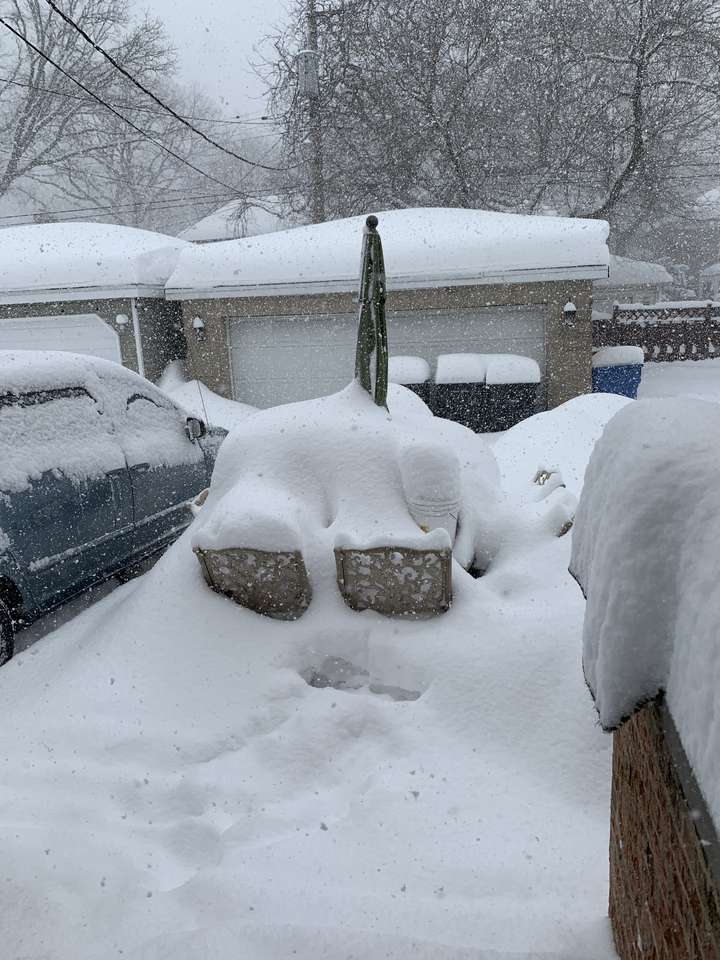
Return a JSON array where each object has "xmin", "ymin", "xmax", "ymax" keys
[{"xmin": 0, "ymin": 351, "xmax": 226, "ymax": 664}]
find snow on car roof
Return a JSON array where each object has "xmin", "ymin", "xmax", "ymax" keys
[
  {"xmin": 0, "ymin": 222, "xmax": 188, "ymax": 304},
  {"xmin": 166, "ymin": 207, "xmax": 610, "ymax": 300},
  {"xmin": 0, "ymin": 349, "xmax": 149, "ymax": 396}
]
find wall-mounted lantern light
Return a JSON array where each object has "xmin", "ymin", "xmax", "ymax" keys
[
  {"xmin": 115, "ymin": 313, "xmax": 129, "ymax": 327},
  {"xmin": 192, "ymin": 316, "xmax": 206, "ymax": 342},
  {"xmin": 563, "ymin": 301, "xmax": 577, "ymax": 327}
]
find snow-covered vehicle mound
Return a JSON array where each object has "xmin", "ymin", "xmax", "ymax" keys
[{"xmin": 191, "ymin": 382, "xmax": 502, "ymax": 617}]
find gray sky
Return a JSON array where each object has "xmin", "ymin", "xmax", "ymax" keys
[{"xmin": 147, "ymin": 0, "xmax": 291, "ymax": 116}]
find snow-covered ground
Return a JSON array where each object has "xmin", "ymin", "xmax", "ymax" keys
[
  {"xmin": 638, "ymin": 357, "xmax": 720, "ymax": 403},
  {"xmin": 0, "ymin": 387, "xmax": 622, "ymax": 960}
]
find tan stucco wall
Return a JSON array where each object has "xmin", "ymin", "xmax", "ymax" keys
[
  {"xmin": 180, "ymin": 278, "xmax": 593, "ymax": 409},
  {"xmin": 0, "ymin": 297, "xmax": 185, "ymax": 382}
]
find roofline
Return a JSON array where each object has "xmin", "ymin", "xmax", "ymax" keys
[
  {"xmin": 166, "ymin": 263, "xmax": 609, "ymax": 301},
  {"xmin": 0, "ymin": 283, "xmax": 167, "ymax": 306}
]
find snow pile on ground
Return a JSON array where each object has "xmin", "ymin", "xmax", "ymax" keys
[
  {"xmin": 0, "ymin": 222, "xmax": 186, "ymax": 302},
  {"xmin": 493, "ymin": 393, "xmax": 631, "ymax": 499},
  {"xmin": 570, "ymin": 398, "xmax": 720, "ymax": 827},
  {"xmin": 165, "ymin": 206, "xmax": 609, "ymax": 299},
  {"xmin": 388, "ymin": 355, "xmax": 430, "ymax": 384},
  {"xmin": 193, "ymin": 382, "xmax": 500, "ymax": 573},
  {"xmin": 638, "ymin": 357, "xmax": 720, "ymax": 404},
  {"xmin": 159, "ymin": 362, "xmax": 257, "ymax": 431},
  {"xmin": 0, "ymin": 393, "xmax": 622, "ymax": 959}
]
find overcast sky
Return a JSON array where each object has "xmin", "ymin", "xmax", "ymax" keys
[{"xmin": 147, "ymin": 0, "xmax": 291, "ymax": 116}]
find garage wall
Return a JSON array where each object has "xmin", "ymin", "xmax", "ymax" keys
[
  {"xmin": 228, "ymin": 306, "xmax": 547, "ymax": 409},
  {"xmin": 181, "ymin": 278, "xmax": 593, "ymax": 410}
]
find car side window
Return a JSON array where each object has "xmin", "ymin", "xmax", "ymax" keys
[
  {"xmin": 121, "ymin": 393, "xmax": 200, "ymax": 468},
  {"xmin": 0, "ymin": 387, "xmax": 124, "ymax": 493}
]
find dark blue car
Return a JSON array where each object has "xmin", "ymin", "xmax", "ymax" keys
[{"xmin": 0, "ymin": 352, "xmax": 226, "ymax": 664}]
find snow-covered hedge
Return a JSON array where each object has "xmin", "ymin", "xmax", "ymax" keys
[
  {"xmin": 435, "ymin": 353, "xmax": 540, "ymax": 385},
  {"xmin": 388, "ymin": 355, "xmax": 430, "ymax": 385},
  {"xmin": 571, "ymin": 398, "xmax": 720, "ymax": 827}
]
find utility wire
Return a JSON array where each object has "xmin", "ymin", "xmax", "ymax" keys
[
  {"xmin": 41, "ymin": 0, "xmax": 289, "ymax": 172},
  {"xmin": 0, "ymin": 73, "xmax": 283, "ymax": 125},
  {"xmin": 0, "ymin": 191, "xmax": 236, "ymax": 222},
  {"xmin": 0, "ymin": 16, "xmax": 246, "ymax": 196}
]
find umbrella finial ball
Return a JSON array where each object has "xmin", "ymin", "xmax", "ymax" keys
[{"xmin": 366, "ymin": 214, "xmax": 379, "ymax": 230}]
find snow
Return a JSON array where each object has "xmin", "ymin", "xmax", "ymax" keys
[
  {"xmin": 0, "ymin": 351, "xmax": 206, "ymax": 491},
  {"xmin": 435, "ymin": 352, "xmax": 487, "ymax": 384},
  {"xmin": 191, "ymin": 382, "xmax": 495, "ymax": 569},
  {"xmin": 388, "ymin": 355, "xmax": 430, "ymax": 384},
  {"xmin": 165, "ymin": 207, "xmax": 610, "ymax": 299},
  {"xmin": 596, "ymin": 254, "xmax": 672, "ymax": 288},
  {"xmin": 0, "ymin": 387, "xmax": 618, "ymax": 960},
  {"xmin": 485, "ymin": 354, "xmax": 541, "ymax": 384},
  {"xmin": 592, "ymin": 346, "xmax": 644, "ymax": 368},
  {"xmin": 159, "ymin": 363, "xmax": 257, "ymax": 431},
  {"xmin": 638, "ymin": 358, "xmax": 720, "ymax": 403},
  {"xmin": 177, "ymin": 196, "xmax": 298, "ymax": 243},
  {"xmin": 0, "ymin": 222, "xmax": 187, "ymax": 304},
  {"xmin": 493, "ymin": 393, "xmax": 631, "ymax": 500},
  {"xmin": 570, "ymin": 398, "xmax": 720, "ymax": 830}
]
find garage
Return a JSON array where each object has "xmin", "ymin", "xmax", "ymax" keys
[
  {"xmin": 229, "ymin": 306, "xmax": 547, "ymax": 408},
  {"xmin": 0, "ymin": 313, "xmax": 121, "ymax": 363}
]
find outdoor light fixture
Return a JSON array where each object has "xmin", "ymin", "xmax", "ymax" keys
[
  {"xmin": 114, "ymin": 313, "xmax": 129, "ymax": 327},
  {"xmin": 192, "ymin": 316, "xmax": 206, "ymax": 342},
  {"xmin": 563, "ymin": 301, "xmax": 577, "ymax": 326}
]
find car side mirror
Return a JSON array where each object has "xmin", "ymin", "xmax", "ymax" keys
[{"xmin": 185, "ymin": 416, "xmax": 206, "ymax": 441}]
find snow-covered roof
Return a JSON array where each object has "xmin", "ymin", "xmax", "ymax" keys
[
  {"xmin": 166, "ymin": 207, "xmax": 610, "ymax": 300},
  {"xmin": 0, "ymin": 222, "xmax": 188, "ymax": 305},
  {"xmin": 177, "ymin": 196, "xmax": 297, "ymax": 243},
  {"xmin": 701, "ymin": 262, "xmax": 720, "ymax": 277},
  {"xmin": 595, "ymin": 254, "xmax": 672, "ymax": 289}
]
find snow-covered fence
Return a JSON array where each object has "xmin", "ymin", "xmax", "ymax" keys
[{"xmin": 594, "ymin": 302, "xmax": 720, "ymax": 362}]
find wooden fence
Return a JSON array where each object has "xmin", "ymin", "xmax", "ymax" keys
[{"xmin": 594, "ymin": 303, "xmax": 720, "ymax": 362}]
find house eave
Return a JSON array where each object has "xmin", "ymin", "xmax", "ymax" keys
[
  {"xmin": 165, "ymin": 264, "xmax": 608, "ymax": 302},
  {"xmin": 0, "ymin": 284, "xmax": 167, "ymax": 306}
]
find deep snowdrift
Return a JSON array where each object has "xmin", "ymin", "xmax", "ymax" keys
[
  {"xmin": 571, "ymin": 397, "xmax": 720, "ymax": 830},
  {"xmin": 0, "ymin": 395, "xmax": 622, "ymax": 960}
]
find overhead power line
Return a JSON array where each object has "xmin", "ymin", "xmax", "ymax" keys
[
  {"xmin": 0, "ymin": 190, "xmax": 237, "ymax": 223},
  {"xmin": 0, "ymin": 73, "xmax": 283, "ymax": 126},
  {"xmin": 0, "ymin": 16, "xmax": 245, "ymax": 196},
  {"xmin": 41, "ymin": 0, "xmax": 288, "ymax": 172}
]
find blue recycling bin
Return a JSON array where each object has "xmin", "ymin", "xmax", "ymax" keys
[{"xmin": 592, "ymin": 363, "xmax": 643, "ymax": 399}]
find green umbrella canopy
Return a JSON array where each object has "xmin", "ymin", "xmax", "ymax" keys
[{"xmin": 355, "ymin": 215, "xmax": 389, "ymax": 407}]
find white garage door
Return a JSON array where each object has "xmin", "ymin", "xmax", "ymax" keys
[
  {"xmin": 229, "ymin": 306, "xmax": 546, "ymax": 408},
  {"xmin": 0, "ymin": 313, "xmax": 122, "ymax": 363}
]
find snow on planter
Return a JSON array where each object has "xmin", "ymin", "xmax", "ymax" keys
[
  {"xmin": 570, "ymin": 397, "xmax": 720, "ymax": 827},
  {"xmin": 192, "ymin": 381, "xmax": 502, "ymax": 617},
  {"xmin": 388, "ymin": 355, "xmax": 430, "ymax": 385}
]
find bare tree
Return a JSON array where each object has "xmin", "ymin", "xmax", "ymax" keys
[
  {"xmin": 265, "ymin": 0, "xmax": 720, "ymax": 245},
  {"xmin": 0, "ymin": 0, "xmax": 172, "ymax": 199}
]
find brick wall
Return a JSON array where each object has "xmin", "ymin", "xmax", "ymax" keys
[{"xmin": 609, "ymin": 698, "xmax": 720, "ymax": 959}]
